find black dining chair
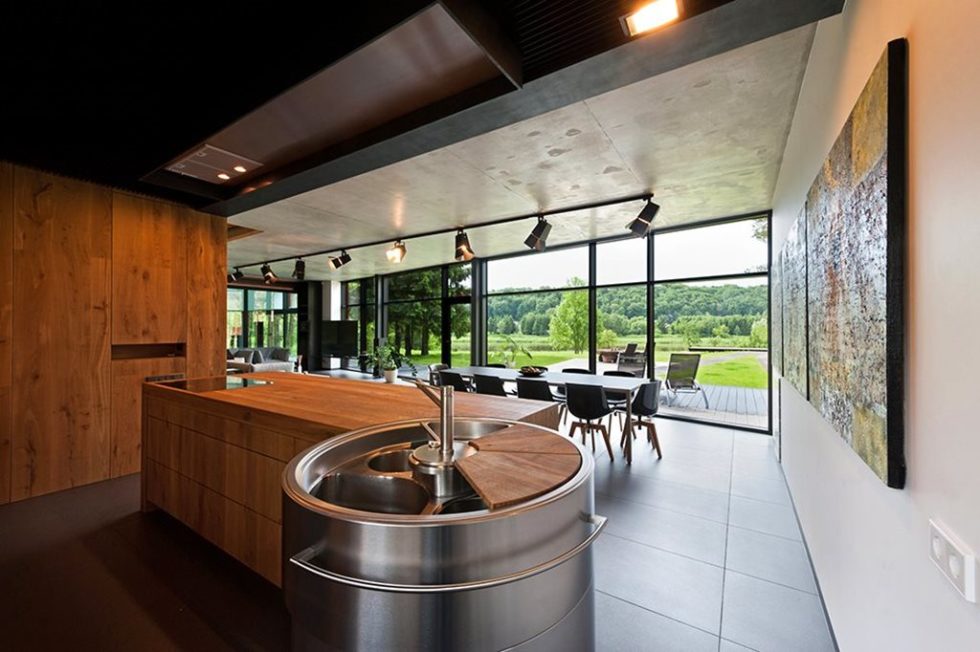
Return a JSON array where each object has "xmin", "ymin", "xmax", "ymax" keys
[
  {"xmin": 427, "ymin": 363, "xmax": 449, "ymax": 386},
  {"xmin": 474, "ymin": 374, "xmax": 508, "ymax": 396},
  {"xmin": 439, "ymin": 371, "xmax": 472, "ymax": 392},
  {"xmin": 617, "ymin": 381, "xmax": 663, "ymax": 458},
  {"xmin": 485, "ymin": 363, "xmax": 507, "ymax": 368},
  {"xmin": 602, "ymin": 370, "xmax": 635, "ymax": 428},
  {"xmin": 554, "ymin": 367, "xmax": 589, "ymax": 421},
  {"xmin": 565, "ymin": 383, "xmax": 614, "ymax": 460},
  {"xmin": 516, "ymin": 378, "xmax": 566, "ymax": 423}
]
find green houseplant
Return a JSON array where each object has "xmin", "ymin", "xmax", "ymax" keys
[
  {"xmin": 490, "ymin": 335, "xmax": 531, "ymax": 369},
  {"xmin": 370, "ymin": 343, "xmax": 416, "ymax": 383}
]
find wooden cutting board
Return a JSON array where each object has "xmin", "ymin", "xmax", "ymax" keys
[
  {"xmin": 456, "ymin": 429, "xmax": 582, "ymax": 510},
  {"xmin": 469, "ymin": 424, "xmax": 580, "ymax": 455}
]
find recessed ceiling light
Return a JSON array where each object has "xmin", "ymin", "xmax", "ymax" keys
[
  {"xmin": 233, "ymin": 165, "xmax": 247, "ymax": 173},
  {"xmin": 217, "ymin": 172, "xmax": 231, "ymax": 180},
  {"xmin": 623, "ymin": 0, "xmax": 680, "ymax": 37}
]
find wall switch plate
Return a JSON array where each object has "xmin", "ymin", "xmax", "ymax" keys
[{"xmin": 929, "ymin": 519, "xmax": 976, "ymax": 603}]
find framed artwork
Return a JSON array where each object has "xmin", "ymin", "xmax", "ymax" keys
[
  {"xmin": 805, "ymin": 39, "xmax": 907, "ymax": 488},
  {"xmin": 781, "ymin": 206, "xmax": 808, "ymax": 398}
]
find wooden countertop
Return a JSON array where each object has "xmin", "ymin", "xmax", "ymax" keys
[{"xmin": 143, "ymin": 372, "xmax": 559, "ymax": 443}]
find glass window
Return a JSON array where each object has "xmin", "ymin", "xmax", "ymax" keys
[
  {"xmin": 596, "ymin": 238, "xmax": 648, "ymax": 286},
  {"xmin": 387, "ymin": 268, "xmax": 442, "ymax": 301},
  {"xmin": 386, "ymin": 301, "xmax": 442, "ymax": 370},
  {"xmin": 654, "ymin": 217, "xmax": 768, "ymax": 280},
  {"xmin": 450, "ymin": 303, "xmax": 472, "ymax": 366},
  {"xmin": 596, "ymin": 284, "xmax": 648, "ymax": 373},
  {"xmin": 227, "ymin": 288, "xmax": 245, "ymax": 311},
  {"xmin": 487, "ymin": 289, "xmax": 587, "ymax": 369},
  {"xmin": 653, "ymin": 277, "xmax": 769, "ymax": 429},
  {"xmin": 487, "ymin": 246, "xmax": 588, "ymax": 294},
  {"xmin": 448, "ymin": 263, "xmax": 472, "ymax": 296}
]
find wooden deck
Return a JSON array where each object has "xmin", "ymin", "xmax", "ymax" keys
[{"xmin": 658, "ymin": 384, "xmax": 769, "ymax": 430}]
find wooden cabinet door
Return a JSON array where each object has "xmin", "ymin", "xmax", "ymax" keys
[
  {"xmin": 12, "ymin": 169, "xmax": 112, "ymax": 499},
  {"xmin": 111, "ymin": 192, "xmax": 187, "ymax": 344},
  {"xmin": 110, "ymin": 356, "xmax": 185, "ymax": 477}
]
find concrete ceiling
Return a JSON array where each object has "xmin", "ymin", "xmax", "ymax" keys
[{"xmin": 228, "ymin": 24, "xmax": 814, "ymax": 281}]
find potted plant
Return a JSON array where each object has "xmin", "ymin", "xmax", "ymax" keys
[
  {"xmin": 490, "ymin": 335, "xmax": 531, "ymax": 369},
  {"xmin": 370, "ymin": 343, "xmax": 416, "ymax": 383}
]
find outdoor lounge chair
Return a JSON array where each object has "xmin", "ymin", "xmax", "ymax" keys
[
  {"xmin": 616, "ymin": 350, "xmax": 646, "ymax": 377},
  {"xmin": 664, "ymin": 353, "xmax": 709, "ymax": 409}
]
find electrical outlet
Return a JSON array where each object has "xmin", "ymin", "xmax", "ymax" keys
[{"xmin": 929, "ymin": 519, "xmax": 976, "ymax": 603}]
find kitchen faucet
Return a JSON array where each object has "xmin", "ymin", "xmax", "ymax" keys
[{"xmin": 414, "ymin": 379, "xmax": 455, "ymax": 463}]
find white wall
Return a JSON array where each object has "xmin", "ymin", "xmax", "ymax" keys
[{"xmin": 771, "ymin": 0, "xmax": 980, "ymax": 649}]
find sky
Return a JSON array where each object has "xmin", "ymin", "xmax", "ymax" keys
[{"xmin": 486, "ymin": 219, "xmax": 768, "ymax": 291}]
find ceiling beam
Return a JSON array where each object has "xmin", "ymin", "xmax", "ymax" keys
[
  {"xmin": 438, "ymin": 0, "xmax": 523, "ymax": 88},
  {"xmin": 207, "ymin": 0, "xmax": 844, "ymax": 218}
]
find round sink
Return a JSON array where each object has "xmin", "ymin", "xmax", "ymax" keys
[
  {"xmin": 436, "ymin": 494, "xmax": 487, "ymax": 514},
  {"xmin": 313, "ymin": 473, "xmax": 429, "ymax": 515},
  {"xmin": 367, "ymin": 449, "xmax": 414, "ymax": 473}
]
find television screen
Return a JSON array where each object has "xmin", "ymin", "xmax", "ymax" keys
[{"xmin": 321, "ymin": 320, "xmax": 358, "ymax": 357}]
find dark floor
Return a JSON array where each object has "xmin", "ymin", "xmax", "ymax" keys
[
  {"xmin": 0, "ymin": 474, "xmax": 289, "ymax": 651},
  {"xmin": 0, "ymin": 420, "xmax": 833, "ymax": 651}
]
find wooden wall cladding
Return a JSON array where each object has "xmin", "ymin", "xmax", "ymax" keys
[
  {"xmin": 110, "ymin": 356, "xmax": 185, "ymax": 478},
  {"xmin": 185, "ymin": 209, "xmax": 227, "ymax": 378},
  {"xmin": 0, "ymin": 162, "xmax": 13, "ymax": 504},
  {"xmin": 111, "ymin": 192, "xmax": 188, "ymax": 344},
  {"xmin": 11, "ymin": 168, "xmax": 113, "ymax": 500}
]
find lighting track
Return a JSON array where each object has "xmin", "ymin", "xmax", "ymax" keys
[{"xmin": 232, "ymin": 191, "xmax": 654, "ymax": 272}]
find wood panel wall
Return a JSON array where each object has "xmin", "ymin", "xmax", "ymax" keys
[
  {"xmin": 11, "ymin": 168, "xmax": 113, "ymax": 500},
  {"xmin": 112, "ymin": 192, "xmax": 187, "ymax": 344},
  {"xmin": 0, "ymin": 163, "xmax": 13, "ymax": 504},
  {"xmin": 185, "ymin": 209, "xmax": 227, "ymax": 378},
  {"xmin": 0, "ymin": 162, "xmax": 227, "ymax": 503}
]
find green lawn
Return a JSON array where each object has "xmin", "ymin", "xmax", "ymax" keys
[{"xmin": 692, "ymin": 356, "xmax": 769, "ymax": 389}]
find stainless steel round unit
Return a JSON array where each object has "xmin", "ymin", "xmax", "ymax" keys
[{"xmin": 281, "ymin": 417, "xmax": 604, "ymax": 652}]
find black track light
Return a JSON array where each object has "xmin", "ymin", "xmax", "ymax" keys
[
  {"xmin": 454, "ymin": 229, "xmax": 475, "ymax": 262},
  {"xmin": 261, "ymin": 263, "xmax": 277, "ymax": 284},
  {"xmin": 524, "ymin": 216, "xmax": 552, "ymax": 251},
  {"xmin": 627, "ymin": 198, "xmax": 660, "ymax": 237},
  {"xmin": 292, "ymin": 258, "xmax": 306, "ymax": 280},
  {"xmin": 327, "ymin": 250, "xmax": 352, "ymax": 271},
  {"xmin": 227, "ymin": 268, "xmax": 244, "ymax": 283}
]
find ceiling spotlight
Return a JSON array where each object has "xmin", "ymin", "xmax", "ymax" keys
[
  {"xmin": 386, "ymin": 240, "xmax": 407, "ymax": 264},
  {"xmin": 627, "ymin": 198, "xmax": 660, "ymax": 237},
  {"xmin": 261, "ymin": 263, "xmax": 277, "ymax": 284},
  {"xmin": 227, "ymin": 268, "xmax": 244, "ymax": 283},
  {"xmin": 217, "ymin": 172, "xmax": 231, "ymax": 180},
  {"xmin": 524, "ymin": 216, "xmax": 552, "ymax": 251},
  {"xmin": 292, "ymin": 258, "xmax": 306, "ymax": 280},
  {"xmin": 327, "ymin": 250, "xmax": 352, "ymax": 271},
  {"xmin": 233, "ymin": 165, "xmax": 247, "ymax": 173},
  {"xmin": 622, "ymin": 0, "xmax": 680, "ymax": 37},
  {"xmin": 454, "ymin": 229, "xmax": 475, "ymax": 262}
]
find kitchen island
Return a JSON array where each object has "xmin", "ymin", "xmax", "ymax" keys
[{"xmin": 140, "ymin": 372, "xmax": 560, "ymax": 585}]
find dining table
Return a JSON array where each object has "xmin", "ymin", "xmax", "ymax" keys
[{"xmin": 443, "ymin": 366, "xmax": 647, "ymax": 464}]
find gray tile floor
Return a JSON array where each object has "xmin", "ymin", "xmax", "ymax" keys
[{"xmin": 574, "ymin": 417, "xmax": 837, "ymax": 652}]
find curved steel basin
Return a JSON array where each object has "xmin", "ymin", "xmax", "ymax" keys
[{"xmin": 282, "ymin": 418, "xmax": 603, "ymax": 652}]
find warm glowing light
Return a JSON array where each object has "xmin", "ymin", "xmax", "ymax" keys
[
  {"xmin": 233, "ymin": 165, "xmax": 247, "ymax": 173},
  {"xmin": 217, "ymin": 172, "xmax": 231, "ymax": 180},
  {"xmin": 386, "ymin": 240, "xmax": 407, "ymax": 263},
  {"xmin": 624, "ymin": 0, "xmax": 679, "ymax": 36}
]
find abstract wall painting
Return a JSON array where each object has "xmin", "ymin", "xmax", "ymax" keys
[
  {"xmin": 771, "ymin": 251, "xmax": 784, "ymax": 377},
  {"xmin": 805, "ymin": 39, "xmax": 907, "ymax": 488},
  {"xmin": 781, "ymin": 206, "xmax": 808, "ymax": 398}
]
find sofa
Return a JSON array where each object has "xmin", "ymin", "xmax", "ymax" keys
[{"xmin": 226, "ymin": 347, "xmax": 294, "ymax": 373}]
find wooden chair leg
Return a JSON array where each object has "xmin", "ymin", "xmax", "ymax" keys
[
  {"xmin": 649, "ymin": 419, "xmax": 662, "ymax": 459},
  {"xmin": 569, "ymin": 422, "xmax": 578, "ymax": 440},
  {"xmin": 597, "ymin": 424, "xmax": 614, "ymax": 460}
]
